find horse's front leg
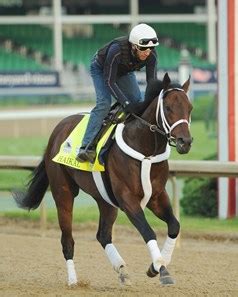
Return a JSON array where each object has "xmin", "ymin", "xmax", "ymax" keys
[
  {"xmin": 122, "ymin": 201, "xmax": 174, "ymax": 285},
  {"xmin": 96, "ymin": 200, "xmax": 131, "ymax": 286},
  {"xmin": 147, "ymin": 190, "xmax": 180, "ymax": 283},
  {"xmin": 147, "ymin": 190, "xmax": 180, "ymax": 266}
]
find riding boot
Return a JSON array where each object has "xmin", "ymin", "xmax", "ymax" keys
[
  {"xmin": 76, "ymin": 146, "xmax": 96, "ymax": 163},
  {"xmin": 77, "ymin": 106, "xmax": 125, "ymax": 164},
  {"xmin": 77, "ymin": 122, "xmax": 108, "ymax": 164}
]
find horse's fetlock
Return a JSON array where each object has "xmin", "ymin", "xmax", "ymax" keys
[{"xmin": 154, "ymin": 257, "xmax": 166, "ymax": 272}]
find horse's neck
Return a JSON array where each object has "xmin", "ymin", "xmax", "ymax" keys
[{"xmin": 124, "ymin": 100, "xmax": 167, "ymax": 156}]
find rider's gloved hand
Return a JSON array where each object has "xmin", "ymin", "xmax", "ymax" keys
[
  {"xmin": 123, "ymin": 101, "xmax": 134, "ymax": 113},
  {"xmin": 123, "ymin": 100, "xmax": 146, "ymax": 115}
]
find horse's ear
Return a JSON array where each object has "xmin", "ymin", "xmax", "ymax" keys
[
  {"xmin": 182, "ymin": 76, "xmax": 190, "ymax": 93},
  {"xmin": 162, "ymin": 72, "xmax": 171, "ymax": 90}
]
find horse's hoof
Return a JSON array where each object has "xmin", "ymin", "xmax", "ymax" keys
[
  {"xmin": 159, "ymin": 265, "xmax": 175, "ymax": 285},
  {"xmin": 118, "ymin": 266, "xmax": 131, "ymax": 286},
  {"xmin": 68, "ymin": 281, "xmax": 78, "ymax": 288},
  {"xmin": 68, "ymin": 278, "xmax": 78, "ymax": 287},
  {"xmin": 146, "ymin": 263, "xmax": 159, "ymax": 278}
]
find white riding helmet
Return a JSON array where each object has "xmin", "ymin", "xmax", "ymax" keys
[{"xmin": 129, "ymin": 23, "xmax": 159, "ymax": 47}]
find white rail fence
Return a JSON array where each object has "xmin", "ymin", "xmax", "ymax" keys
[{"xmin": 0, "ymin": 156, "xmax": 238, "ymax": 230}]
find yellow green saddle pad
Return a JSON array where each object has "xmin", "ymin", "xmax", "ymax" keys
[{"xmin": 52, "ymin": 114, "xmax": 117, "ymax": 172}]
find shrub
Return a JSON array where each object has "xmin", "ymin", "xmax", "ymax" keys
[{"xmin": 181, "ymin": 177, "xmax": 218, "ymax": 217}]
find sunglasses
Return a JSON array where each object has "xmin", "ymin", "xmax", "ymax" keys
[
  {"xmin": 138, "ymin": 38, "xmax": 158, "ymax": 45},
  {"xmin": 136, "ymin": 45, "xmax": 155, "ymax": 51}
]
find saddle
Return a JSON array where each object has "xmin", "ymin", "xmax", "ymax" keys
[
  {"xmin": 52, "ymin": 104, "xmax": 127, "ymax": 172},
  {"xmin": 90, "ymin": 103, "xmax": 127, "ymax": 150}
]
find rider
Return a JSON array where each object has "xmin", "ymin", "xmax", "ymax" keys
[{"xmin": 77, "ymin": 23, "xmax": 159, "ymax": 163}]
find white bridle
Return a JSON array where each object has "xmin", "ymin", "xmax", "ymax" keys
[
  {"xmin": 155, "ymin": 88, "xmax": 190, "ymax": 143},
  {"xmin": 156, "ymin": 88, "xmax": 190, "ymax": 134}
]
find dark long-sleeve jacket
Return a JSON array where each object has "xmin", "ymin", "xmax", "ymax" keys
[{"xmin": 95, "ymin": 36, "xmax": 157, "ymax": 106}]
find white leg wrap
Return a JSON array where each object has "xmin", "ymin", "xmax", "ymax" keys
[
  {"xmin": 105, "ymin": 243, "xmax": 126, "ymax": 273},
  {"xmin": 147, "ymin": 239, "xmax": 164, "ymax": 272},
  {"xmin": 66, "ymin": 259, "xmax": 78, "ymax": 286},
  {"xmin": 161, "ymin": 236, "xmax": 177, "ymax": 266}
]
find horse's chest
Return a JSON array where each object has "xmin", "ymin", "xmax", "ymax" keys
[{"xmin": 151, "ymin": 164, "xmax": 168, "ymax": 183}]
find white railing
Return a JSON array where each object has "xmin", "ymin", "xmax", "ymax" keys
[
  {"xmin": 1, "ymin": 156, "xmax": 237, "ymax": 176},
  {"xmin": 1, "ymin": 156, "xmax": 237, "ymax": 231}
]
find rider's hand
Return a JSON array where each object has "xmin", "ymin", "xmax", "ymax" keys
[
  {"xmin": 123, "ymin": 101, "xmax": 134, "ymax": 113},
  {"xmin": 123, "ymin": 101, "xmax": 145, "ymax": 115}
]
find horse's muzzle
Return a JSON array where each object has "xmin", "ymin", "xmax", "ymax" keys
[{"xmin": 176, "ymin": 137, "xmax": 193, "ymax": 154}]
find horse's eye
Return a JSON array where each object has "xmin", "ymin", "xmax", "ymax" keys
[{"xmin": 165, "ymin": 106, "xmax": 171, "ymax": 113}]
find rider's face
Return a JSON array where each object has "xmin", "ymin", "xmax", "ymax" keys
[{"xmin": 135, "ymin": 46, "xmax": 153, "ymax": 61}]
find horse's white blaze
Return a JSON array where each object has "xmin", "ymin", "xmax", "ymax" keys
[
  {"xmin": 66, "ymin": 259, "xmax": 77, "ymax": 285},
  {"xmin": 147, "ymin": 239, "xmax": 165, "ymax": 272},
  {"xmin": 161, "ymin": 236, "xmax": 177, "ymax": 266},
  {"xmin": 105, "ymin": 243, "xmax": 126, "ymax": 272}
]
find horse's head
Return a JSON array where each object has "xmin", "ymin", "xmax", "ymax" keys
[{"xmin": 159, "ymin": 73, "xmax": 193, "ymax": 154}]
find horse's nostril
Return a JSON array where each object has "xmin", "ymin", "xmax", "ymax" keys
[{"xmin": 178, "ymin": 137, "xmax": 192, "ymax": 146}]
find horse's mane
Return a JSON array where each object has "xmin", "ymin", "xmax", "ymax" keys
[
  {"xmin": 133, "ymin": 79, "xmax": 182, "ymax": 115},
  {"xmin": 144, "ymin": 79, "xmax": 163, "ymax": 102},
  {"xmin": 145, "ymin": 79, "xmax": 182, "ymax": 101}
]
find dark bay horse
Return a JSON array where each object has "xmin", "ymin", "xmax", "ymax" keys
[{"xmin": 14, "ymin": 73, "xmax": 193, "ymax": 286}]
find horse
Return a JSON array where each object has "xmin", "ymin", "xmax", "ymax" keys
[{"xmin": 13, "ymin": 73, "xmax": 193, "ymax": 287}]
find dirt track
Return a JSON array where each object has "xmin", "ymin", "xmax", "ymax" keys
[{"xmin": 0, "ymin": 217, "xmax": 238, "ymax": 297}]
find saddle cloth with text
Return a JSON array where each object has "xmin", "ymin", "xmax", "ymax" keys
[{"xmin": 52, "ymin": 114, "xmax": 116, "ymax": 172}]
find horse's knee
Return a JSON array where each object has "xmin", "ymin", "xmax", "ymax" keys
[{"xmin": 168, "ymin": 218, "xmax": 180, "ymax": 239}]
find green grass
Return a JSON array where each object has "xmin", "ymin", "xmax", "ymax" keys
[
  {"xmin": 1, "ymin": 205, "xmax": 237, "ymax": 234},
  {"xmin": 0, "ymin": 136, "xmax": 48, "ymax": 190},
  {"xmin": 0, "ymin": 121, "xmax": 216, "ymax": 160},
  {"xmin": 0, "ymin": 136, "xmax": 48, "ymax": 155},
  {"xmin": 170, "ymin": 120, "xmax": 217, "ymax": 160},
  {"xmin": 0, "ymin": 97, "xmax": 94, "ymax": 108}
]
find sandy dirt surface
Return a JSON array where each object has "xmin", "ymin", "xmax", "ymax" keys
[{"xmin": 0, "ymin": 217, "xmax": 238, "ymax": 297}]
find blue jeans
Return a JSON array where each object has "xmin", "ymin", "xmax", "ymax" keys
[{"xmin": 81, "ymin": 57, "xmax": 143, "ymax": 147}]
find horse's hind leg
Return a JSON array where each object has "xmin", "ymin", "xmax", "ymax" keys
[
  {"xmin": 96, "ymin": 201, "xmax": 131, "ymax": 286},
  {"xmin": 48, "ymin": 165, "xmax": 79, "ymax": 286}
]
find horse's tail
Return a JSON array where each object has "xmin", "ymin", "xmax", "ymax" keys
[{"xmin": 13, "ymin": 157, "xmax": 49, "ymax": 210}]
